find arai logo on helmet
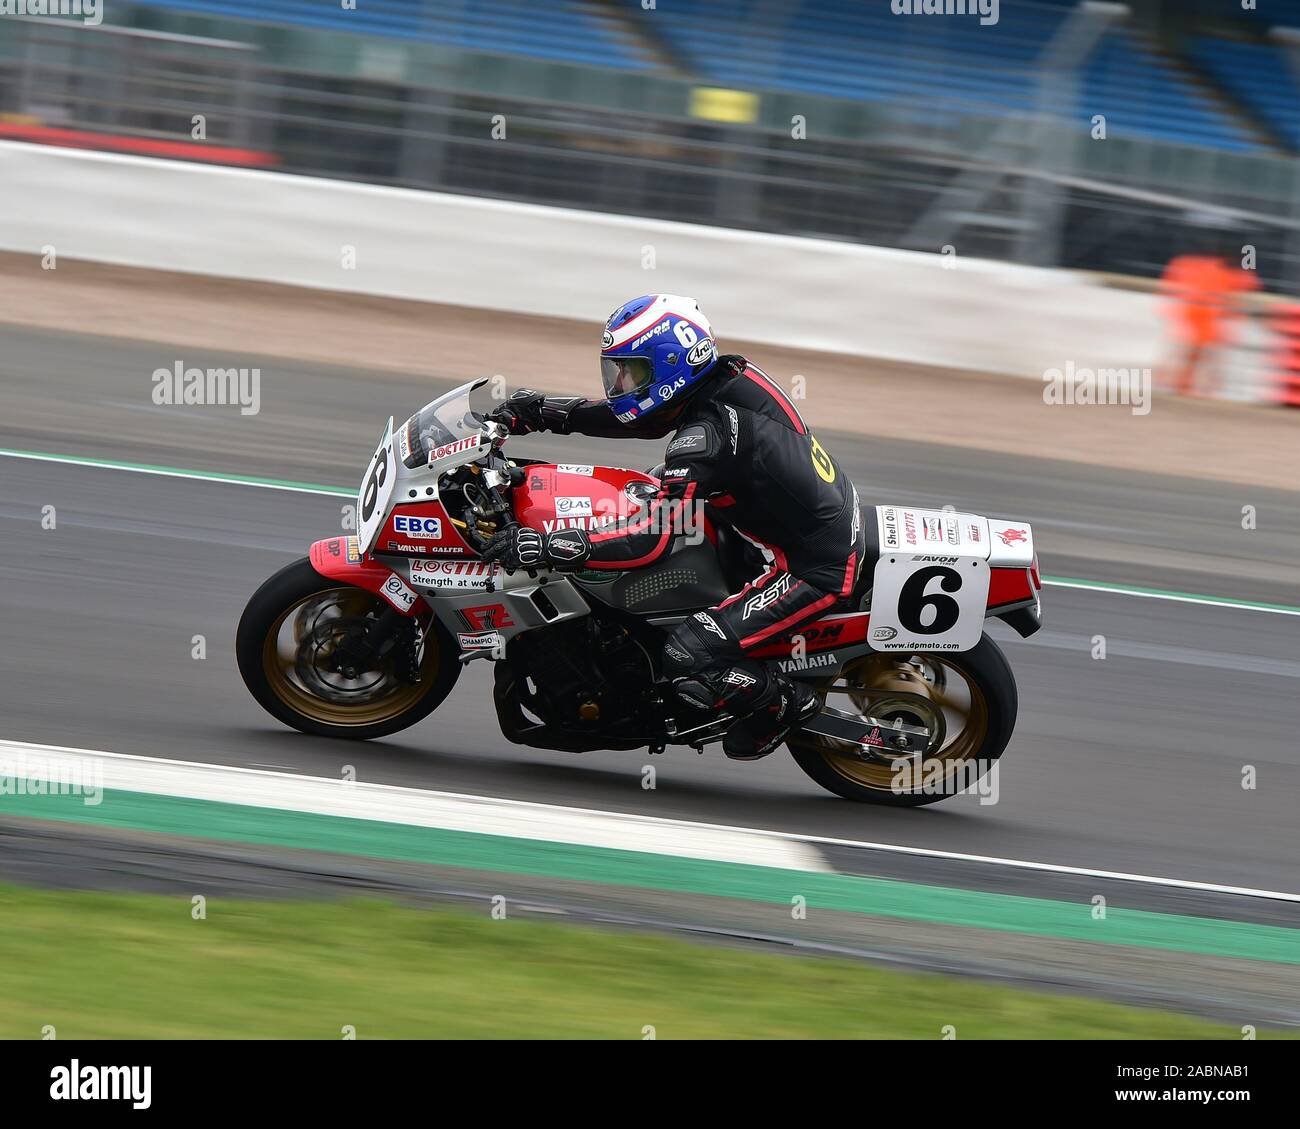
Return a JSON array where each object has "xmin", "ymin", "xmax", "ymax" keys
[
  {"xmin": 601, "ymin": 330, "xmax": 614, "ymax": 349},
  {"xmin": 686, "ymin": 339, "xmax": 715, "ymax": 367}
]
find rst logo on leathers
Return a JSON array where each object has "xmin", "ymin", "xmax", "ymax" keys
[{"xmin": 741, "ymin": 573, "xmax": 794, "ymax": 620}]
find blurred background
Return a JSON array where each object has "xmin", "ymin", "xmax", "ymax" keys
[
  {"xmin": 2, "ymin": 1, "xmax": 1299, "ymax": 1041},
  {"xmin": 2, "ymin": 0, "xmax": 1299, "ymax": 287}
]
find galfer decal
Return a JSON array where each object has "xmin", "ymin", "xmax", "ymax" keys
[
  {"xmin": 458, "ymin": 630, "xmax": 502, "ymax": 651},
  {"xmin": 380, "ymin": 574, "xmax": 418, "ymax": 612},
  {"xmin": 554, "ymin": 496, "xmax": 593, "ymax": 517},
  {"xmin": 555, "ymin": 464, "xmax": 593, "ymax": 476},
  {"xmin": 387, "ymin": 542, "xmax": 466, "ymax": 555},
  {"xmin": 392, "ymin": 514, "xmax": 443, "ymax": 539},
  {"xmin": 429, "ymin": 434, "xmax": 481, "ymax": 463}
]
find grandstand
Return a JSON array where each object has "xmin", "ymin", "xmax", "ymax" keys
[
  {"xmin": 2, "ymin": 0, "xmax": 1296, "ymax": 286},
  {"xmin": 122, "ymin": 0, "xmax": 1298, "ymax": 153}
]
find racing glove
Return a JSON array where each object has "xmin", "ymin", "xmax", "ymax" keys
[
  {"xmin": 489, "ymin": 390, "xmax": 584, "ymax": 435},
  {"xmin": 481, "ymin": 526, "xmax": 591, "ymax": 573}
]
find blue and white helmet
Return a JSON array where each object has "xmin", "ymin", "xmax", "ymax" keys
[{"xmin": 600, "ymin": 294, "xmax": 718, "ymax": 424}]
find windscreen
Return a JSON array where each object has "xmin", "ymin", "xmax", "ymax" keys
[{"xmin": 397, "ymin": 378, "xmax": 493, "ymax": 468}]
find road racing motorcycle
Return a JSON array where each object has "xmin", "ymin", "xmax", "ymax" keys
[{"xmin": 237, "ymin": 380, "xmax": 1042, "ymax": 805}]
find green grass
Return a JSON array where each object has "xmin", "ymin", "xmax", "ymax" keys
[{"xmin": 0, "ymin": 883, "xmax": 1276, "ymax": 1039}]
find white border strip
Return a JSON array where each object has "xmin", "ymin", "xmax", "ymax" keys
[
  {"xmin": 2, "ymin": 740, "xmax": 1296, "ymax": 903},
  {"xmin": 0, "ymin": 740, "xmax": 828, "ymax": 874}
]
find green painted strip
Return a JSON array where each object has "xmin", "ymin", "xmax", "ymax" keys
[
  {"xmin": 0, "ymin": 448, "xmax": 352, "ymax": 496},
  {"xmin": 6, "ymin": 446, "xmax": 1298, "ymax": 616},
  {"xmin": 1042, "ymin": 574, "xmax": 1300, "ymax": 616},
  {"xmin": 5, "ymin": 788, "xmax": 1298, "ymax": 965}
]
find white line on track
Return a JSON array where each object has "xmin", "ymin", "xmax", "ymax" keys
[
  {"xmin": 3, "ymin": 740, "xmax": 1297, "ymax": 903},
  {"xmin": 1043, "ymin": 579, "xmax": 1300, "ymax": 617},
  {"xmin": 4, "ymin": 447, "xmax": 1298, "ymax": 617}
]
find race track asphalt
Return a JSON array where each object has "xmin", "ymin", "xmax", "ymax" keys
[{"xmin": 1, "ymin": 325, "xmax": 1296, "ymax": 915}]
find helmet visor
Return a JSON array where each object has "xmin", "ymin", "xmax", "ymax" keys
[{"xmin": 601, "ymin": 355, "xmax": 655, "ymax": 400}]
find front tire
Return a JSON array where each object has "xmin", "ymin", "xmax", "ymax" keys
[
  {"xmin": 787, "ymin": 634, "xmax": 1017, "ymax": 806},
  {"xmin": 236, "ymin": 558, "xmax": 460, "ymax": 740}
]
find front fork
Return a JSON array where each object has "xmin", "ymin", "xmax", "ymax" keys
[{"xmin": 332, "ymin": 605, "xmax": 424, "ymax": 684}]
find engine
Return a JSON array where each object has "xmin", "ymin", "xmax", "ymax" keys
[{"xmin": 500, "ymin": 615, "xmax": 660, "ymax": 747}]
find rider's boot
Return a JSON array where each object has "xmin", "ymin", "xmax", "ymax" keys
[{"xmin": 722, "ymin": 675, "xmax": 820, "ymax": 761}]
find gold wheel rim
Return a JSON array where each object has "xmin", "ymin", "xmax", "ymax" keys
[
  {"xmin": 261, "ymin": 586, "xmax": 439, "ymax": 727},
  {"xmin": 795, "ymin": 653, "xmax": 989, "ymax": 793}
]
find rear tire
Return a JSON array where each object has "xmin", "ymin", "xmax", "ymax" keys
[
  {"xmin": 787, "ymin": 634, "xmax": 1017, "ymax": 806},
  {"xmin": 236, "ymin": 558, "xmax": 460, "ymax": 740}
]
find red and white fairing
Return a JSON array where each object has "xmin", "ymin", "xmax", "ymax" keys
[{"xmin": 511, "ymin": 463, "xmax": 657, "ymax": 536}]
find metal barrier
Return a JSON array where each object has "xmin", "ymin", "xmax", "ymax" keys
[{"xmin": 0, "ymin": 6, "xmax": 1297, "ymax": 289}]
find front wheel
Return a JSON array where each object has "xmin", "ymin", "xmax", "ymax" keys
[
  {"xmin": 786, "ymin": 634, "xmax": 1018, "ymax": 806},
  {"xmin": 236, "ymin": 558, "xmax": 460, "ymax": 740}
]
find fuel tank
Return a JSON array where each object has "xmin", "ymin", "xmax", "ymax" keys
[
  {"xmin": 513, "ymin": 463, "xmax": 731, "ymax": 615},
  {"xmin": 512, "ymin": 463, "xmax": 656, "ymax": 537}
]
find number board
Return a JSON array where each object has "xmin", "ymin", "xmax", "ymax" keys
[
  {"xmin": 357, "ymin": 417, "xmax": 396, "ymax": 554},
  {"xmin": 869, "ymin": 553, "xmax": 990, "ymax": 653}
]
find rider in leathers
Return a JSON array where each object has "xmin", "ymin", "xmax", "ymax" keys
[{"xmin": 485, "ymin": 294, "xmax": 865, "ymax": 760}]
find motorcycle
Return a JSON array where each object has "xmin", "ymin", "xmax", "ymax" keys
[{"xmin": 237, "ymin": 379, "xmax": 1042, "ymax": 805}]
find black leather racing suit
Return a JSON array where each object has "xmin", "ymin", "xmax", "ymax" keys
[{"xmin": 529, "ymin": 355, "xmax": 865, "ymax": 728}]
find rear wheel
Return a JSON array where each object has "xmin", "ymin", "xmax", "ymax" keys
[
  {"xmin": 786, "ymin": 634, "xmax": 1017, "ymax": 805},
  {"xmin": 236, "ymin": 558, "xmax": 460, "ymax": 740}
]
